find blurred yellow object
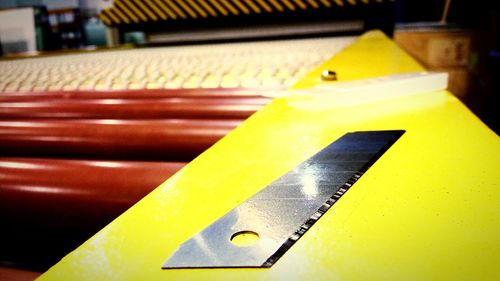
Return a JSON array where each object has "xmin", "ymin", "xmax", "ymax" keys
[{"xmin": 39, "ymin": 31, "xmax": 500, "ymax": 281}]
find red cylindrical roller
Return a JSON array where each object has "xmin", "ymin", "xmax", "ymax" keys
[
  {"xmin": 0, "ymin": 88, "xmax": 282, "ymax": 101},
  {"xmin": 0, "ymin": 98, "xmax": 267, "ymax": 119},
  {"xmin": 0, "ymin": 93, "xmax": 274, "ymax": 103},
  {"xmin": 0, "ymin": 157, "xmax": 185, "ymax": 219},
  {"xmin": 0, "ymin": 158, "xmax": 185, "ymax": 271},
  {"xmin": 0, "ymin": 119, "xmax": 241, "ymax": 160},
  {"xmin": 0, "ymin": 266, "xmax": 41, "ymax": 281}
]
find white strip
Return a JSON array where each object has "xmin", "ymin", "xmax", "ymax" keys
[
  {"xmin": 284, "ymin": 72, "xmax": 448, "ymax": 107},
  {"xmin": 314, "ymin": 72, "xmax": 448, "ymax": 95}
]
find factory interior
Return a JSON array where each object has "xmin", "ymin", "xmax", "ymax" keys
[{"xmin": 0, "ymin": 0, "xmax": 499, "ymax": 280}]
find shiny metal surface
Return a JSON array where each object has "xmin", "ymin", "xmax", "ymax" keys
[
  {"xmin": 0, "ymin": 158, "xmax": 186, "ymax": 271},
  {"xmin": 0, "ymin": 98, "xmax": 269, "ymax": 119},
  {"xmin": 0, "ymin": 157, "xmax": 185, "ymax": 218},
  {"xmin": 0, "ymin": 88, "xmax": 279, "ymax": 102},
  {"xmin": 163, "ymin": 130, "xmax": 404, "ymax": 268},
  {"xmin": 321, "ymin": 70, "xmax": 337, "ymax": 81},
  {"xmin": 0, "ymin": 119, "xmax": 240, "ymax": 161}
]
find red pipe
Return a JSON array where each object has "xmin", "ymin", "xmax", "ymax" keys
[
  {"xmin": 0, "ymin": 98, "xmax": 267, "ymax": 119},
  {"xmin": 0, "ymin": 157, "xmax": 185, "ymax": 219},
  {"xmin": 0, "ymin": 119, "xmax": 241, "ymax": 160},
  {"xmin": 0, "ymin": 266, "xmax": 41, "ymax": 281},
  {"xmin": 0, "ymin": 88, "xmax": 282, "ymax": 101},
  {"xmin": 0, "ymin": 158, "xmax": 185, "ymax": 272},
  {"xmin": 0, "ymin": 93, "xmax": 273, "ymax": 103}
]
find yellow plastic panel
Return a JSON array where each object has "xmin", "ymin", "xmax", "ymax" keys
[
  {"xmin": 292, "ymin": 30, "xmax": 425, "ymax": 89},
  {"xmin": 39, "ymin": 32, "xmax": 500, "ymax": 281}
]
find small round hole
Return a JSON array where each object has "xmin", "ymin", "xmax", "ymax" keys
[{"xmin": 230, "ymin": 231, "xmax": 260, "ymax": 247}]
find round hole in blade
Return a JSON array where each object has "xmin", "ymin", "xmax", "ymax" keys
[{"xmin": 230, "ymin": 231, "xmax": 260, "ymax": 247}]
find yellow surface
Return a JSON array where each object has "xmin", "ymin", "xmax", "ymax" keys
[
  {"xmin": 39, "ymin": 31, "xmax": 500, "ymax": 281},
  {"xmin": 292, "ymin": 30, "xmax": 424, "ymax": 89}
]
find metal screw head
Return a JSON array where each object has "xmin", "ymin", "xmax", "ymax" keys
[{"xmin": 321, "ymin": 70, "xmax": 337, "ymax": 81}]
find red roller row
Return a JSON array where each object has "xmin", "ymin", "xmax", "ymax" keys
[
  {"xmin": 0, "ymin": 119, "xmax": 240, "ymax": 160},
  {"xmin": 0, "ymin": 98, "xmax": 264, "ymax": 119},
  {"xmin": 0, "ymin": 157, "xmax": 187, "ymax": 272},
  {"xmin": 0, "ymin": 88, "xmax": 280, "ymax": 101},
  {"xmin": 0, "ymin": 266, "xmax": 41, "ymax": 281},
  {"xmin": 0, "ymin": 88, "xmax": 278, "ymax": 272},
  {"xmin": 0, "ymin": 157, "xmax": 185, "ymax": 220}
]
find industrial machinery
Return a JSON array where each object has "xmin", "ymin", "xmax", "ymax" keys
[{"xmin": 0, "ymin": 0, "xmax": 498, "ymax": 280}]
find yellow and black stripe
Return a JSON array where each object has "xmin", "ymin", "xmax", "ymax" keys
[{"xmin": 99, "ymin": 0, "xmax": 391, "ymax": 25}]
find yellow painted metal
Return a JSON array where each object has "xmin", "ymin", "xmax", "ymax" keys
[
  {"xmin": 172, "ymin": 0, "xmax": 198, "ymax": 18},
  {"xmin": 255, "ymin": 0, "xmax": 273, "ymax": 12},
  {"xmin": 208, "ymin": 0, "xmax": 229, "ymax": 15},
  {"xmin": 115, "ymin": 0, "xmax": 139, "ymax": 23},
  {"xmin": 103, "ymin": 8, "xmax": 121, "ymax": 24},
  {"xmin": 38, "ymin": 31, "xmax": 500, "ymax": 281},
  {"xmin": 164, "ymin": 0, "xmax": 187, "ymax": 19},
  {"xmin": 242, "ymin": 0, "xmax": 262, "ymax": 13},
  {"xmin": 197, "ymin": 0, "xmax": 219, "ymax": 17},
  {"xmin": 305, "ymin": 0, "xmax": 320, "ymax": 8},
  {"xmin": 291, "ymin": 0, "xmax": 307, "ymax": 9},
  {"xmin": 333, "ymin": 0, "xmax": 344, "ymax": 6},
  {"xmin": 278, "ymin": 0, "xmax": 296, "ymax": 10},
  {"xmin": 109, "ymin": 6, "xmax": 131, "ymax": 24},
  {"xmin": 292, "ymin": 31, "xmax": 423, "ymax": 89},
  {"xmin": 267, "ymin": 0, "xmax": 285, "ymax": 12},
  {"xmin": 186, "ymin": 0, "xmax": 208, "ymax": 17},
  {"xmin": 122, "ymin": 0, "xmax": 148, "ymax": 21},
  {"xmin": 98, "ymin": 10, "xmax": 113, "ymax": 25},
  {"xmin": 97, "ymin": 0, "xmax": 396, "ymax": 25},
  {"xmin": 219, "ymin": 0, "xmax": 241, "ymax": 15},
  {"xmin": 153, "ymin": 0, "xmax": 177, "ymax": 19},
  {"xmin": 229, "ymin": 0, "xmax": 251, "ymax": 14},
  {"xmin": 317, "ymin": 0, "xmax": 331, "ymax": 8},
  {"xmin": 135, "ymin": 0, "xmax": 159, "ymax": 21},
  {"xmin": 143, "ymin": 0, "xmax": 168, "ymax": 20}
]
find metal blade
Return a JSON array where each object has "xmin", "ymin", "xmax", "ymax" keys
[{"xmin": 163, "ymin": 130, "xmax": 404, "ymax": 269}]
